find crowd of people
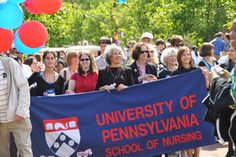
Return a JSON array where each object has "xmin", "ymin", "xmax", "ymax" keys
[{"xmin": 1, "ymin": 18, "xmax": 236, "ymax": 157}]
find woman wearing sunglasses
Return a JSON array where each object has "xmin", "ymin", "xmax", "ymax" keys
[
  {"xmin": 129, "ymin": 43, "xmax": 158, "ymax": 84},
  {"xmin": 67, "ymin": 50, "xmax": 98, "ymax": 94}
]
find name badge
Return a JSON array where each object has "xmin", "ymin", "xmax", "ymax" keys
[{"xmin": 45, "ymin": 89, "xmax": 55, "ymax": 96}]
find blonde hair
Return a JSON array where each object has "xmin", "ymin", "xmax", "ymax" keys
[{"xmin": 65, "ymin": 50, "xmax": 78, "ymax": 66}]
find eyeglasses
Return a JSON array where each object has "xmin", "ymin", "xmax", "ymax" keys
[
  {"xmin": 140, "ymin": 50, "xmax": 149, "ymax": 54},
  {"xmin": 80, "ymin": 58, "xmax": 90, "ymax": 61}
]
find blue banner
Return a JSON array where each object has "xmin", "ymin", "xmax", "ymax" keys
[{"xmin": 30, "ymin": 70, "xmax": 215, "ymax": 157}]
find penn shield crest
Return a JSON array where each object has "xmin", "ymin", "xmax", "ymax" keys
[{"xmin": 43, "ymin": 117, "xmax": 81, "ymax": 157}]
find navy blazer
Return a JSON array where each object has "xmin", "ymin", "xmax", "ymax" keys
[{"xmin": 129, "ymin": 61, "xmax": 158, "ymax": 84}]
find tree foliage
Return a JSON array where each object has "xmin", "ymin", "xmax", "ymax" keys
[{"xmin": 25, "ymin": 0, "xmax": 236, "ymax": 47}]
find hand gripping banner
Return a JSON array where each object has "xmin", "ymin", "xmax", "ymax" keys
[{"xmin": 30, "ymin": 69, "xmax": 215, "ymax": 157}]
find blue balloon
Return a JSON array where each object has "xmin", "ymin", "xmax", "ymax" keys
[
  {"xmin": 0, "ymin": 2, "xmax": 24, "ymax": 30},
  {"xmin": 0, "ymin": 0, "xmax": 8, "ymax": 4},
  {"xmin": 118, "ymin": 0, "xmax": 126, "ymax": 4},
  {"xmin": 8, "ymin": 0, "xmax": 25, "ymax": 4},
  {"xmin": 14, "ymin": 31, "xmax": 44, "ymax": 54}
]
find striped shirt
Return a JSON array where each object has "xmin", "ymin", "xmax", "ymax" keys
[{"xmin": 0, "ymin": 61, "xmax": 8, "ymax": 122}]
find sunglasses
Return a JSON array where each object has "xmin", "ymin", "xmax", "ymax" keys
[
  {"xmin": 140, "ymin": 50, "xmax": 149, "ymax": 54},
  {"xmin": 80, "ymin": 58, "xmax": 90, "ymax": 61}
]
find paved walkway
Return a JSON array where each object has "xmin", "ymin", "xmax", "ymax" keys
[
  {"xmin": 201, "ymin": 143, "xmax": 228, "ymax": 157},
  {"xmin": 167, "ymin": 143, "xmax": 229, "ymax": 157}
]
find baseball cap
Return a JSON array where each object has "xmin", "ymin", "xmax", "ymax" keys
[{"xmin": 141, "ymin": 32, "xmax": 153, "ymax": 39}]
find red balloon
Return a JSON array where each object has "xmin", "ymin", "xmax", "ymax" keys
[
  {"xmin": 23, "ymin": 0, "xmax": 41, "ymax": 14},
  {"xmin": 31, "ymin": 0, "xmax": 63, "ymax": 14},
  {"xmin": 18, "ymin": 20, "xmax": 48, "ymax": 48},
  {"xmin": 0, "ymin": 28, "xmax": 13, "ymax": 53}
]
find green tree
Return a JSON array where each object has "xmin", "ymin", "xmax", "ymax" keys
[{"xmin": 24, "ymin": 0, "xmax": 236, "ymax": 47}]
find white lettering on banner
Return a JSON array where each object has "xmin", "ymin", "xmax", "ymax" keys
[{"xmin": 77, "ymin": 149, "xmax": 93, "ymax": 157}]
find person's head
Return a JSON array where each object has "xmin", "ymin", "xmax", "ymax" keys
[
  {"xmin": 99, "ymin": 36, "xmax": 112, "ymax": 54},
  {"xmin": 105, "ymin": 44, "xmax": 124, "ymax": 66},
  {"xmin": 78, "ymin": 50, "xmax": 97, "ymax": 74},
  {"xmin": 191, "ymin": 45, "xmax": 198, "ymax": 52},
  {"xmin": 214, "ymin": 32, "xmax": 223, "ymax": 38},
  {"xmin": 58, "ymin": 50, "xmax": 66, "ymax": 59},
  {"xmin": 10, "ymin": 55, "xmax": 22, "ymax": 65},
  {"xmin": 170, "ymin": 35, "xmax": 184, "ymax": 48},
  {"xmin": 148, "ymin": 45, "xmax": 158, "ymax": 64},
  {"xmin": 65, "ymin": 50, "xmax": 79, "ymax": 67},
  {"xmin": 24, "ymin": 56, "xmax": 38, "ymax": 72},
  {"xmin": 34, "ymin": 53, "xmax": 42, "ymax": 62},
  {"xmin": 228, "ymin": 45, "xmax": 236, "ymax": 61},
  {"xmin": 230, "ymin": 18, "xmax": 236, "ymax": 49},
  {"xmin": 42, "ymin": 51, "xmax": 57, "ymax": 69},
  {"xmin": 177, "ymin": 46, "xmax": 194, "ymax": 69},
  {"xmin": 160, "ymin": 47, "xmax": 178, "ymax": 66},
  {"xmin": 140, "ymin": 32, "xmax": 153, "ymax": 44},
  {"xmin": 199, "ymin": 43, "xmax": 214, "ymax": 57},
  {"xmin": 155, "ymin": 39, "xmax": 166, "ymax": 51},
  {"xmin": 224, "ymin": 33, "xmax": 231, "ymax": 42},
  {"xmin": 9, "ymin": 46, "xmax": 23, "ymax": 59},
  {"xmin": 126, "ymin": 40, "xmax": 137, "ymax": 51},
  {"xmin": 55, "ymin": 58, "xmax": 65, "ymax": 73},
  {"xmin": 132, "ymin": 43, "xmax": 150, "ymax": 61}
]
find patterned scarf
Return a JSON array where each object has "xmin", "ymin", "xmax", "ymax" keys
[{"xmin": 230, "ymin": 65, "xmax": 236, "ymax": 109}]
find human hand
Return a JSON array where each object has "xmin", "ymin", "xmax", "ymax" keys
[
  {"xmin": 15, "ymin": 115, "xmax": 24, "ymax": 121},
  {"xmin": 138, "ymin": 74, "xmax": 157, "ymax": 81},
  {"xmin": 117, "ymin": 84, "xmax": 128, "ymax": 91},
  {"xmin": 222, "ymin": 69, "xmax": 230, "ymax": 80},
  {"xmin": 100, "ymin": 84, "xmax": 116, "ymax": 92},
  {"xmin": 146, "ymin": 74, "xmax": 157, "ymax": 81}
]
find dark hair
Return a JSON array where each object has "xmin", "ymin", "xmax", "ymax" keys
[
  {"xmin": 155, "ymin": 39, "xmax": 166, "ymax": 46},
  {"xmin": 10, "ymin": 55, "xmax": 22, "ymax": 64},
  {"xmin": 24, "ymin": 57, "xmax": 35, "ymax": 66},
  {"xmin": 192, "ymin": 46, "xmax": 198, "ymax": 57},
  {"xmin": 99, "ymin": 36, "xmax": 111, "ymax": 45},
  {"xmin": 224, "ymin": 33, "xmax": 231, "ymax": 41},
  {"xmin": 170, "ymin": 35, "xmax": 184, "ymax": 47},
  {"xmin": 199, "ymin": 43, "xmax": 214, "ymax": 57},
  {"xmin": 214, "ymin": 32, "xmax": 223, "ymax": 38},
  {"xmin": 132, "ymin": 43, "xmax": 150, "ymax": 60},
  {"xmin": 177, "ymin": 46, "xmax": 194, "ymax": 69},
  {"xmin": 43, "ymin": 51, "xmax": 56, "ymax": 60},
  {"xmin": 57, "ymin": 58, "xmax": 65, "ymax": 67},
  {"xmin": 34, "ymin": 54, "xmax": 41, "ymax": 62}
]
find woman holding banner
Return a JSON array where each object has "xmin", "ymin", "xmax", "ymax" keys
[
  {"xmin": 96, "ymin": 44, "xmax": 134, "ymax": 92},
  {"xmin": 173, "ymin": 46, "xmax": 200, "ymax": 157},
  {"xmin": 129, "ymin": 43, "xmax": 158, "ymax": 84},
  {"xmin": 158, "ymin": 47, "xmax": 178, "ymax": 79},
  {"xmin": 67, "ymin": 50, "xmax": 98, "ymax": 94}
]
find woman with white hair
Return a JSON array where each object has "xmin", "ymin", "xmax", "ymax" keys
[
  {"xmin": 96, "ymin": 44, "xmax": 134, "ymax": 92},
  {"xmin": 158, "ymin": 48, "xmax": 178, "ymax": 79}
]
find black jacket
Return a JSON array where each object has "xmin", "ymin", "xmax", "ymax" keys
[
  {"xmin": 129, "ymin": 61, "xmax": 157, "ymax": 84},
  {"xmin": 203, "ymin": 77, "xmax": 236, "ymax": 142}
]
